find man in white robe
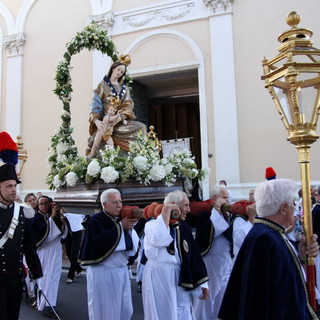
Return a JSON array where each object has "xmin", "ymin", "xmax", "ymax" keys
[
  {"xmin": 194, "ymin": 184, "xmax": 232, "ymax": 320},
  {"xmin": 143, "ymin": 191, "xmax": 209, "ymax": 320},
  {"xmin": 31, "ymin": 196, "xmax": 68, "ymax": 318},
  {"xmin": 79, "ymin": 188, "xmax": 139, "ymax": 320}
]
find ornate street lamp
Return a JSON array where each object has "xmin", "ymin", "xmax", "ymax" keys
[{"xmin": 262, "ymin": 11, "xmax": 320, "ymax": 309}]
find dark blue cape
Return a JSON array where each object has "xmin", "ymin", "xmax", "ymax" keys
[
  {"xmin": 79, "ymin": 211, "xmax": 122, "ymax": 266},
  {"xmin": 218, "ymin": 218, "xmax": 318, "ymax": 320},
  {"xmin": 31, "ymin": 211, "xmax": 64, "ymax": 247},
  {"xmin": 176, "ymin": 221, "xmax": 209, "ymax": 290}
]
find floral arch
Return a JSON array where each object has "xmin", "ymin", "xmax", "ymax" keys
[{"xmin": 46, "ymin": 23, "xmax": 208, "ymax": 190}]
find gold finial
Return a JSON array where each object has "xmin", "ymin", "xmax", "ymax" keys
[
  {"xmin": 286, "ymin": 11, "xmax": 300, "ymax": 28},
  {"xmin": 277, "ymin": 12, "xmax": 313, "ymax": 48},
  {"xmin": 117, "ymin": 54, "xmax": 131, "ymax": 67},
  {"xmin": 147, "ymin": 126, "xmax": 162, "ymax": 153}
]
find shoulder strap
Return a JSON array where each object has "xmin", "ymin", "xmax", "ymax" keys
[{"xmin": 0, "ymin": 202, "xmax": 20, "ymax": 248}]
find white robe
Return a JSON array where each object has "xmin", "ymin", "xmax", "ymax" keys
[
  {"xmin": 86, "ymin": 225, "xmax": 139, "ymax": 320},
  {"xmin": 194, "ymin": 208, "xmax": 232, "ymax": 320},
  {"xmin": 37, "ymin": 217, "xmax": 68, "ymax": 311},
  {"xmin": 143, "ymin": 216, "xmax": 203, "ymax": 320},
  {"xmin": 232, "ymin": 216, "xmax": 253, "ymax": 260}
]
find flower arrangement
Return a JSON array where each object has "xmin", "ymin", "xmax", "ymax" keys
[
  {"xmin": 47, "ymin": 22, "xmax": 209, "ymax": 190},
  {"xmin": 46, "ymin": 131, "xmax": 209, "ymax": 190}
]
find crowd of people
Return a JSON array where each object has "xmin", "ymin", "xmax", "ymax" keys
[{"xmin": 2, "ymin": 158, "xmax": 320, "ymax": 320}]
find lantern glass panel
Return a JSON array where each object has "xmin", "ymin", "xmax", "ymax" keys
[{"xmin": 296, "ymin": 72, "xmax": 319, "ymax": 123}]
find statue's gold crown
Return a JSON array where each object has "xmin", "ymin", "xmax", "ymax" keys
[
  {"xmin": 118, "ymin": 54, "xmax": 131, "ymax": 67},
  {"xmin": 109, "ymin": 96, "xmax": 122, "ymax": 107}
]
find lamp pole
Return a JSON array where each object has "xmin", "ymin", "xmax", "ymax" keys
[{"xmin": 262, "ymin": 11, "xmax": 320, "ymax": 310}]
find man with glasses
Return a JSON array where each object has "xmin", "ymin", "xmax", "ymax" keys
[
  {"xmin": 31, "ymin": 196, "xmax": 68, "ymax": 318},
  {"xmin": 79, "ymin": 188, "xmax": 139, "ymax": 320}
]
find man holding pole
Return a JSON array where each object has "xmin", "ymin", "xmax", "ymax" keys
[{"xmin": 218, "ymin": 179, "xmax": 319, "ymax": 320}]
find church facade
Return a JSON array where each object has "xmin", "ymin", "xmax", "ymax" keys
[{"xmin": 0, "ymin": 0, "xmax": 319, "ymax": 200}]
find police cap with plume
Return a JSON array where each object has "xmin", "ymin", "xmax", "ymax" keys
[{"xmin": 0, "ymin": 132, "xmax": 21, "ymax": 183}]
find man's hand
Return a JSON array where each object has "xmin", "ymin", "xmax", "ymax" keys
[
  {"xmin": 246, "ymin": 203, "xmax": 257, "ymax": 224},
  {"xmin": 299, "ymin": 234, "xmax": 319, "ymax": 262},
  {"xmin": 161, "ymin": 204, "xmax": 180, "ymax": 227},
  {"xmin": 121, "ymin": 217, "xmax": 137, "ymax": 231},
  {"xmin": 199, "ymin": 287, "xmax": 209, "ymax": 300},
  {"xmin": 213, "ymin": 198, "xmax": 227, "ymax": 214},
  {"xmin": 33, "ymin": 277, "xmax": 43, "ymax": 291}
]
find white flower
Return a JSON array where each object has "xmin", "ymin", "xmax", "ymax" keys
[
  {"xmin": 101, "ymin": 166, "xmax": 119, "ymax": 183},
  {"xmin": 149, "ymin": 165, "xmax": 166, "ymax": 181},
  {"xmin": 66, "ymin": 172, "xmax": 78, "ymax": 187},
  {"xmin": 56, "ymin": 141, "xmax": 69, "ymax": 154},
  {"xmin": 87, "ymin": 160, "xmax": 101, "ymax": 176},
  {"xmin": 182, "ymin": 158, "xmax": 195, "ymax": 166},
  {"xmin": 57, "ymin": 153, "xmax": 68, "ymax": 164},
  {"xmin": 132, "ymin": 156, "xmax": 148, "ymax": 171},
  {"xmin": 190, "ymin": 168, "xmax": 199, "ymax": 179},
  {"xmin": 53, "ymin": 175, "xmax": 64, "ymax": 188},
  {"xmin": 164, "ymin": 163, "xmax": 173, "ymax": 175}
]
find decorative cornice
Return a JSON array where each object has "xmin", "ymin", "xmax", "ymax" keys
[
  {"xmin": 89, "ymin": 11, "xmax": 114, "ymax": 30},
  {"xmin": 3, "ymin": 32, "xmax": 26, "ymax": 57},
  {"xmin": 161, "ymin": 3, "xmax": 194, "ymax": 21},
  {"xmin": 123, "ymin": 2, "xmax": 194, "ymax": 28},
  {"xmin": 203, "ymin": 0, "xmax": 232, "ymax": 14}
]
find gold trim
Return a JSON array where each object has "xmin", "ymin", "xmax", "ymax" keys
[
  {"xmin": 256, "ymin": 218, "xmax": 318, "ymax": 319},
  {"xmin": 80, "ymin": 211, "xmax": 121, "ymax": 266},
  {"xmin": 36, "ymin": 212, "xmax": 50, "ymax": 247}
]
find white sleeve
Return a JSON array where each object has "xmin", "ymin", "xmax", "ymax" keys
[
  {"xmin": 210, "ymin": 208, "xmax": 229, "ymax": 237},
  {"xmin": 232, "ymin": 217, "xmax": 252, "ymax": 249},
  {"xmin": 144, "ymin": 215, "xmax": 173, "ymax": 248}
]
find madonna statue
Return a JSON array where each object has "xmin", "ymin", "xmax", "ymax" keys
[{"xmin": 86, "ymin": 54, "xmax": 146, "ymax": 158}]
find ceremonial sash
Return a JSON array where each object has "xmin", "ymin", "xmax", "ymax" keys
[{"xmin": 0, "ymin": 202, "xmax": 20, "ymax": 248}]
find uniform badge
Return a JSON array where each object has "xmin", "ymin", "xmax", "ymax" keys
[{"xmin": 183, "ymin": 240, "xmax": 189, "ymax": 252}]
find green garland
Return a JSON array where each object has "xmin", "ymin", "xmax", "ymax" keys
[{"xmin": 47, "ymin": 22, "xmax": 119, "ymax": 189}]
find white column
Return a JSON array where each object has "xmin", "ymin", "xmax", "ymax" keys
[
  {"xmin": 210, "ymin": 13, "xmax": 240, "ymax": 185},
  {"xmin": 3, "ymin": 32, "xmax": 25, "ymax": 138}
]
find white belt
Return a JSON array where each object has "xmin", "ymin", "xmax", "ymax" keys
[{"xmin": 0, "ymin": 202, "xmax": 20, "ymax": 248}]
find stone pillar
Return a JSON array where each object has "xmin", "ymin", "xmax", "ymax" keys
[
  {"xmin": 207, "ymin": 0, "xmax": 241, "ymax": 186},
  {"xmin": 3, "ymin": 32, "xmax": 25, "ymax": 138}
]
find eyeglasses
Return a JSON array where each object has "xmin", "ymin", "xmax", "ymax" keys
[{"xmin": 39, "ymin": 202, "xmax": 50, "ymax": 206}]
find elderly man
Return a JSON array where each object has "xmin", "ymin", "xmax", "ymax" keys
[
  {"xmin": 0, "ymin": 163, "xmax": 42, "ymax": 320},
  {"xmin": 194, "ymin": 183, "xmax": 232, "ymax": 320},
  {"xmin": 79, "ymin": 188, "xmax": 139, "ymax": 320},
  {"xmin": 218, "ymin": 179, "xmax": 319, "ymax": 320},
  {"xmin": 142, "ymin": 190, "xmax": 209, "ymax": 320}
]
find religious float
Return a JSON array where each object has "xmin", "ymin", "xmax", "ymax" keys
[{"xmin": 46, "ymin": 23, "xmax": 209, "ymax": 214}]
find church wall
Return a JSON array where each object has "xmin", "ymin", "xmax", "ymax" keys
[
  {"xmin": 232, "ymin": 0, "xmax": 320, "ymax": 196},
  {"xmin": 0, "ymin": 0, "xmax": 319, "ymax": 200}
]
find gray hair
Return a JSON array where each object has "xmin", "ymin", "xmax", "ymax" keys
[
  {"xmin": 212, "ymin": 183, "xmax": 228, "ymax": 197},
  {"xmin": 164, "ymin": 190, "xmax": 187, "ymax": 205},
  {"xmin": 254, "ymin": 179, "xmax": 296, "ymax": 217},
  {"xmin": 100, "ymin": 188, "xmax": 121, "ymax": 205}
]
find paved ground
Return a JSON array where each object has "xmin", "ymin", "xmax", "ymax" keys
[{"xmin": 19, "ymin": 267, "xmax": 144, "ymax": 320}]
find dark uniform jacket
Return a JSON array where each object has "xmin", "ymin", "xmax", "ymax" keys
[{"xmin": 0, "ymin": 202, "xmax": 42, "ymax": 279}]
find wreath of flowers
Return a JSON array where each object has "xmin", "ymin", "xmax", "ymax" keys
[{"xmin": 46, "ymin": 22, "xmax": 209, "ymax": 190}]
